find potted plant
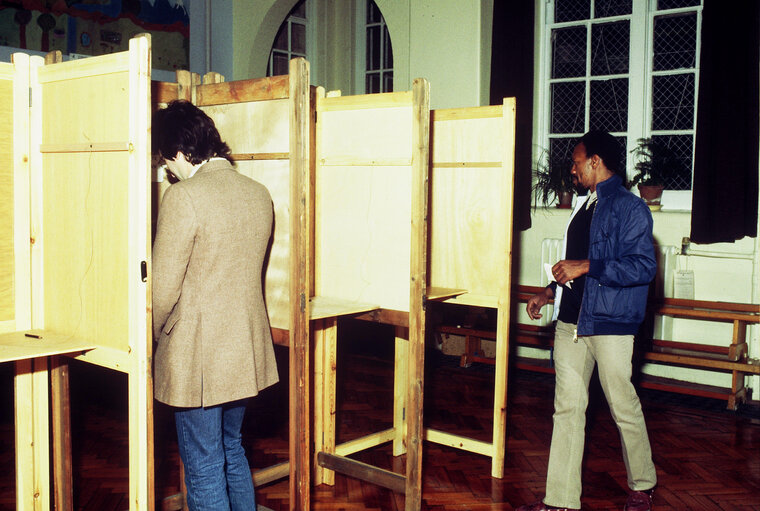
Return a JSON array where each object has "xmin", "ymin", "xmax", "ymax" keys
[
  {"xmin": 630, "ymin": 137, "xmax": 684, "ymax": 210},
  {"xmin": 532, "ymin": 150, "xmax": 575, "ymax": 209}
]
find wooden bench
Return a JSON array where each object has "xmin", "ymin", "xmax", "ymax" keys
[
  {"xmin": 436, "ymin": 285, "xmax": 760, "ymax": 410},
  {"xmin": 643, "ymin": 298, "xmax": 760, "ymax": 410}
]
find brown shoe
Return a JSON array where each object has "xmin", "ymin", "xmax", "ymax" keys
[
  {"xmin": 516, "ymin": 502, "xmax": 580, "ymax": 511},
  {"xmin": 624, "ymin": 489, "xmax": 654, "ymax": 511}
]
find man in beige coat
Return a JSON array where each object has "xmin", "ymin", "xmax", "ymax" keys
[{"xmin": 152, "ymin": 100, "xmax": 278, "ymax": 511}]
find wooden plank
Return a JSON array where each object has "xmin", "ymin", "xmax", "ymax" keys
[
  {"xmin": 0, "ymin": 331, "xmax": 95, "ymax": 363},
  {"xmin": 271, "ymin": 327, "xmax": 289, "ymax": 347},
  {"xmin": 309, "ymin": 296, "xmax": 379, "ymax": 320},
  {"xmin": 643, "ymin": 352, "xmax": 760, "ymax": 373},
  {"xmin": 312, "ymin": 320, "xmax": 325, "ymax": 486},
  {"xmin": 127, "ymin": 34, "xmax": 154, "ymax": 511},
  {"xmin": 288, "ymin": 57, "xmax": 310, "ymax": 511},
  {"xmin": 651, "ymin": 338, "xmax": 729, "ymax": 356},
  {"xmin": 15, "ymin": 359, "xmax": 38, "ymax": 511},
  {"xmin": 354, "ymin": 308, "xmax": 409, "ymax": 327},
  {"xmin": 319, "ymin": 156, "xmax": 412, "ymax": 167},
  {"xmin": 320, "ymin": 318, "xmax": 337, "ymax": 485},
  {"xmin": 39, "ymin": 142, "xmax": 131, "ymax": 153},
  {"xmin": 655, "ymin": 306, "xmax": 759, "ymax": 323},
  {"xmin": 317, "ymin": 453, "xmax": 406, "ymax": 494},
  {"xmin": 317, "ymin": 90, "xmax": 412, "ymax": 111},
  {"xmin": 654, "ymin": 298, "xmax": 760, "ymax": 314},
  {"xmin": 0, "ymin": 65, "xmax": 14, "ymax": 324},
  {"xmin": 334, "ymin": 429, "xmax": 396, "ymax": 456},
  {"xmin": 405, "ymin": 77, "xmax": 430, "ymax": 511},
  {"xmin": 431, "ymin": 104, "xmax": 504, "ymax": 121},
  {"xmin": 424, "ymin": 428, "xmax": 493, "ymax": 456},
  {"xmin": 195, "ymin": 75, "xmax": 289, "ymax": 105},
  {"xmin": 230, "ymin": 152, "xmax": 289, "ymax": 161},
  {"xmin": 426, "ymin": 287, "xmax": 467, "ymax": 302},
  {"xmin": 393, "ymin": 327, "xmax": 408, "ymax": 456},
  {"xmin": 151, "ymin": 80, "xmax": 178, "ymax": 106},
  {"xmin": 51, "ymin": 356, "xmax": 73, "ymax": 511},
  {"xmin": 37, "ymin": 51, "xmax": 128, "ymax": 83},
  {"xmin": 253, "ymin": 461, "xmax": 290, "ymax": 487},
  {"xmin": 491, "ymin": 97, "xmax": 517, "ymax": 479},
  {"xmin": 175, "ymin": 69, "xmax": 195, "ymax": 102}
]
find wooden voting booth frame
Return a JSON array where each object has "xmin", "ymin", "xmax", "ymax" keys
[
  {"xmin": 426, "ymin": 101, "xmax": 517, "ymax": 478},
  {"xmin": 310, "ymin": 80, "xmax": 433, "ymax": 511},
  {"xmin": 154, "ymin": 73, "xmax": 517, "ymax": 508},
  {"xmin": 0, "ymin": 35, "xmax": 153, "ymax": 511},
  {"xmin": 151, "ymin": 59, "xmax": 314, "ymax": 511}
]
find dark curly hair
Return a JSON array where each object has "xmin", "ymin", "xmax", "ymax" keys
[
  {"xmin": 152, "ymin": 100, "xmax": 232, "ymax": 164},
  {"xmin": 579, "ymin": 130, "xmax": 626, "ymax": 184}
]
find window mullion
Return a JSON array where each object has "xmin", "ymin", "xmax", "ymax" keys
[{"xmin": 627, "ymin": 0, "xmax": 650, "ymax": 178}]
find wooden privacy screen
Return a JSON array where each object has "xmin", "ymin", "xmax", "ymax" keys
[
  {"xmin": 0, "ymin": 65, "xmax": 13, "ymax": 326},
  {"xmin": 0, "ymin": 54, "xmax": 31, "ymax": 333},
  {"xmin": 151, "ymin": 59, "xmax": 313, "ymax": 511},
  {"xmin": 312, "ymin": 80, "xmax": 430, "ymax": 511},
  {"xmin": 426, "ymin": 100, "xmax": 517, "ymax": 478},
  {"xmin": 200, "ymin": 86, "xmax": 292, "ymax": 330},
  {"xmin": 315, "ymin": 91, "xmax": 414, "ymax": 312},
  {"xmin": 0, "ymin": 36, "xmax": 153, "ymax": 511}
]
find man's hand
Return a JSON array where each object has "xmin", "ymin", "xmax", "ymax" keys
[
  {"xmin": 552, "ymin": 259, "xmax": 590, "ymax": 286},
  {"xmin": 526, "ymin": 286, "xmax": 554, "ymax": 320}
]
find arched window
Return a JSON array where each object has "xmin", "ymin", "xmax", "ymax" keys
[
  {"xmin": 358, "ymin": 0, "xmax": 393, "ymax": 93},
  {"xmin": 267, "ymin": 0, "xmax": 310, "ymax": 76}
]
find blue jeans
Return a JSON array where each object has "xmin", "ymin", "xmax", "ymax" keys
[{"xmin": 175, "ymin": 399, "xmax": 256, "ymax": 511}]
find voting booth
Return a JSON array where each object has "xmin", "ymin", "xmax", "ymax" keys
[{"xmin": 0, "ymin": 36, "xmax": 152, "ymax": 510}]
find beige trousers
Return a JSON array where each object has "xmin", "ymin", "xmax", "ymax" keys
[{"xmin": 544, "ymin": 320, "xmax": 657, "ymax": 509}]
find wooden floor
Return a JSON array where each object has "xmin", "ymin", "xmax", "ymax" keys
[{"xmin": 1, "ymin": 327, "xmax": 759, "ymax": 511}]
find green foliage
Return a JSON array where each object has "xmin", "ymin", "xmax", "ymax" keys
[
  {"xmin": 630, "ymin": 137, "xmax": 685, "ymax": 188},
  {"xmin": 532, "ymin": 150, "xmax": 574, "ymax": 207}
]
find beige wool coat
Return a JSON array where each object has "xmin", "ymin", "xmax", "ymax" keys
[{"xmin": 152, "ymin": 159, "xmax": 279, "ymax": 408}]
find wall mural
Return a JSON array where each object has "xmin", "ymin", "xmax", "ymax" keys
[{"xmin": 0, "ymin": 0, "xmax": 189, "ymax": 71}]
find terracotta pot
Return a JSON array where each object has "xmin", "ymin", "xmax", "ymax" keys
[
  {"xmin": 556, "ymin": 191, "xmax": 573, "ymax": 209},
  {"xmin": 638, "ymin": 184, "xmax": 663, "ymax": 206}
]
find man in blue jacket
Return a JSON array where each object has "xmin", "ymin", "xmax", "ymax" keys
[{"xmin": 518, "ymin": 131, "xmax": 658, "ymax": 511}]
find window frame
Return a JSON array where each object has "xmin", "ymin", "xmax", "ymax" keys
[
  {"xmin": 535, "ymin": 0, "xmax": 703, "ymax": 211},
  {"xmin": 354, "ymin": 0, "xmax": 394, "ymax": 95},
  {"xmin": 267, "ymin": 0, "xmax": 315, "ymax": 80}
]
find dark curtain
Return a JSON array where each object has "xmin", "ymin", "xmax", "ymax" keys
[
  {"xmin": 690, "ymin": 0, "xmax": 759, "ymax": 243},
  {"xmin": 489, "ymin": 0, "xmax": 534, "ymax": 232}
]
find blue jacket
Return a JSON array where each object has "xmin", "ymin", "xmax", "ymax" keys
[{"xmin": 556, "ymin": 175, "xmax": 656, "ymax": 336}]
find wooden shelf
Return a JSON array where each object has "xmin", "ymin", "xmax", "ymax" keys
[
  {"xmin": 309, "ymin": 296, "xmax": 379, "ymax": 320},
  {"xmin": 0, "ymin": 330, "xmax": 95, "ymax": 363},
  {"xmin": 426, "ymin": 287, "xmax": 467, "ymax": 302}
]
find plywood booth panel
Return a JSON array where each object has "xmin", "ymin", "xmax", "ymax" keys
[
  {"xmin": 36, "ymin": 52, "xmax": 144, "ymax": 355},
  {"xmin": 429, "ymin": 104, "xmax": 515, "ymax": 306},
  {"xmin": 0, "ymin": 35, "xmax": 154, "ymax": 511},
  {"xmin": 315, "ymin": 92, "xmax": 415, "ymax": 312},
  {"xmin": 0, "ymin": 65, "xmax": 14, "ymax": 325},
  {"xmin": 41, "ymin": 153, "xmax": 130, "ymax": 351},
  {"xmin": 202, "ymin": 99, "xmax": 292, "ymax": 330},
  {"xmin": 424, "ymin": 100, "xmax": 517, "ymax": 480}
]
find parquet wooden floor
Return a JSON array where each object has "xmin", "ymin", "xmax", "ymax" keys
[{"xmin": 1, "ymin": 331, "xmax": 759, "ymax": 510}]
